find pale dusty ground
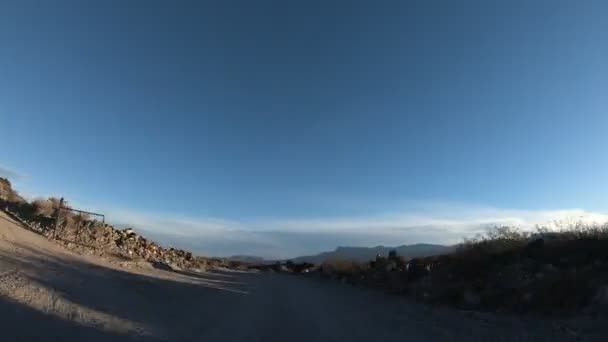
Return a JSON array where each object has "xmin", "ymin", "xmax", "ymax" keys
[{"xmin": 1, "ymin": 211, "xmax": 606, "ymax": 342}]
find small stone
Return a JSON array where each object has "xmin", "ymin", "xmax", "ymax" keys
[
  {"xmin": 543, "ymin": 264, "xmax": 559, "ymax": 273},
  {"xmin": 593, "ymin": 285, "xmax": 608, "ymax": 306},
  {"xmin": 463, "ymin": 290, "xmax": 481, "ymax": 307}
]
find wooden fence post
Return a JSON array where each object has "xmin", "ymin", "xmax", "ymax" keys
[{"xmin": 54, "ymin": 197, "xmax": 64, "ymax": 233}]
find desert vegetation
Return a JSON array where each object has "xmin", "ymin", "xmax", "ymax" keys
[
  {"xmin": 313, "ymin": 224, "xmax": 608, "ymax": 315},
  {"xmin": 0, "ymin": 177, "xmax": 25, "ymax": 204},
  {"xmin": 0, "ymin": 177, "xmax": 231, "ymax": 272},
  {"xmin": 3, "ymin": 176, "xmax": 608, "ymax": 315}
]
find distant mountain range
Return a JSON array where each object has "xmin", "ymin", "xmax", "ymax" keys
[
  {"xmin": 289, "ymin": 244, "xmax": 454, "ymax": 265},
  {"xmin": 226, "ymin": 255, "xmax": 271, "ymax": 264}
]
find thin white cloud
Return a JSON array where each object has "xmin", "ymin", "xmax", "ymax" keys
[
  {"xmin": 108, "ymin": 209, "xmax": 244, "ymax": 237},
  {"xmin": 0, "ymin": 165, "xmax": 25, "ymax": 181},
  {"xmin": 102, "ymin": 203, "xmax": 608, "ymax": 259}
]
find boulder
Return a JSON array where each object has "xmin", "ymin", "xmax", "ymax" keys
[
  {"xmin": 588, "ymin": 285, "xmax": 608, "ymax": 313},
  {"xmin": 463, "ymin": 289, "xmax": 481, "ymax": 307}
]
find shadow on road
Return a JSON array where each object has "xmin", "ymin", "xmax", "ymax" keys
[
  {"xmin": 1, "ymin": 240, "xmax": 603, "ymax": 342},
  {"xmin": 0, "ymin": 241, "xmax": 251, "ymax": 341},
  {"xmin": 0, "ymin": 294, "xmax": 151, "ymax": 342}
]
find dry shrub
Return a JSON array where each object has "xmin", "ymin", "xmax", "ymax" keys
[
  {"xmin": 321, "ymin": 259, "xmax": 367, "ymax": 276},
  {"xmin": 61, "ymin": 212, "xmax": 75, "ymax": 228},
  {"xmin": 92, "ymin": 220, "xmax": 107, "ymax": 231},
  {"xmin": 0, "ymin": 178, "xmax": 25, "ymax": 203},
  {"xmin": 32, "ymin": 197, "xmax": 73, "ymax": 217},
  {"xmin": 548, "ymin": 222, "xmax": 608, "ymax": 241},
  {"xmin": 72, "ymin": 213, "xmax": 91, "ymax": 227},
  {"xmin": 31, "ymin": 197, "xmax": 81, "ymax": 229},
  {"xmin": 32, "ymin": 198, "xmax": 56, "ymax": 217},
  {"xmin": 528, "ymin": 270, "xmax": 595, "ymax": 313},
  {"xmin": 445, "ymin": 227, "xmax": 530, "ymax": 280},
  {"xmin": 457, "ymin": 226, "xmax": 530, "ymax": 257},
  {"xmin": 0, "ymin": 178, "xmax": 13, "ymax": 200}
]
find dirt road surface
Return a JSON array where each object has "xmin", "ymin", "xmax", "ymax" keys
[{"xmin": 1, "ymin": 211, "xmax": 605, "ymax": 341}]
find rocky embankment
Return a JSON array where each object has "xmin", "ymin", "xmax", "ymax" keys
[{"xmin": 2, "ymin": 208, "xmax": 210, "ymax": 271}]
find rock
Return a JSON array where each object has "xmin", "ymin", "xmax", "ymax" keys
[
  {"xmin": 582, "ymin": 285, "xmax": 608, "ymax": 315},
  {"xmin": 463, "ymin": 290, "xmax": 481, "ymax": 307},
  {"xmin": 543, "ymin": 263, "xmax": 559, "ymax": 273},
  {"xmin": 387, "ymin": 271, "xmax": 404, "ymax": 292},
  {"xmin": 525, "ymin": 238, "xmax": 544, "ymax": 256},
  {"xmin": 406, "ymin": 258, "xmax": 429, "ymax": 280},
  {"xmin": 32, "ymin": 217, "xmax": 206, "ymax": 271},
  {"xmin": 152, "ymin": 261, "xmax": 174, "ymax": 271},
  {"xmin": 385, "ymin": 260, "xmax": 397, "ymax": 272},
  {"xmin": 593, "ymin": 285, "xmax": 608, "ymax": 306}
]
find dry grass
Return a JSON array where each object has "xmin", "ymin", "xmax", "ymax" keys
[
  {"xmin": 32, "ymin": 198, "xmax": 57, "ymax": 218},
  {"xmin": 30, "ymin": 197, "xmax": 85, "ymax": 228},
  {"xmin": 0, "ymin": 178, "xmax": 25, "ymax": 203},
  {"xmin": 315, "ymin": 224, "xmax": 608, "ymax": 313},
  {"xmin": 420, "ymin": 224, "xmax": 608, "ymax": 312},
  {"xmin": 455, "ymin": 223, "xmax": 608, "ymax": 261},
  {"xmin": 457, "ymin": 226, "xmax": 530, "ymax": 255},
  {"xmin": 321, "ymin": 259, "xmax": 367, "ymax": 277}
]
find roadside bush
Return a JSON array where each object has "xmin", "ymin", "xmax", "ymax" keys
[
  {"xmin": 32, "ymin": 198, "xmax": 56, "ymax": 217},
  {"xmin": 321, "ymin": 259, "xmax": 367, "ymax": 277},
  {"xmin": 0, "ymin": 178, "xmax": 25, "ymax": 204},
  {"xmin": 32, "ymin": 197, "xmax": 71, "ymax": 217},
  {"xmin": 71, "ymin": 213, "xmax": 90, "ymax": 227},
  {"xmin": 457, "ymin": 226, "xmax": 530, "ymax": 256},
  {"xmin": 313, "ymin": 223, "xmax": 608, "ymax": 314},
  {"xmin": 550, "ymin": 222, "xmax": 608, "ymax": 241},
  {"xmin": 30, "ymin": 197, "xmax": 81, "ymax": 228}
]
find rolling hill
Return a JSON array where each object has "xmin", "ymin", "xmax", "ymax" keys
[{"xmin": 290, "ymin": 243, "xmax": 453, "ymax": 264}]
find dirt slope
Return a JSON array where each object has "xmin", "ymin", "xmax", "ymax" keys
[{"xmin": 1, "ymin": 211, "xmax": 605, "ymax": 341}]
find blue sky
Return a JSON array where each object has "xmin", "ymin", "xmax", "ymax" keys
[{"xmin": 1, "ymin": 1, "xmax": 607, "ymax": 258}]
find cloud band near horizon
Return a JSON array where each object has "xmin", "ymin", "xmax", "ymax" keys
[{"xmin": 105, "ymin": 204, "xmax": 608, "ymax": 259}]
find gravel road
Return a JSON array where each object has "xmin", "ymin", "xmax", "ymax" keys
[{"xmin": 1, "ymin": 211, "xmax": 605, "ymax": 342}]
